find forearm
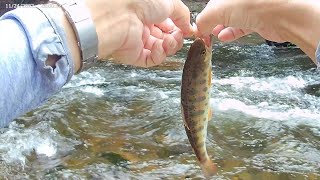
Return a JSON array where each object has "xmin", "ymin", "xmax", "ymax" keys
[{"xmin": 0, "ymin": 7, "xmax": 75, "ymax": 127}]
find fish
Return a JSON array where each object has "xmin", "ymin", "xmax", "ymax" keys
[{"xmin": 181, "ymin": 36, "xmax": 217, "ymax": 177}]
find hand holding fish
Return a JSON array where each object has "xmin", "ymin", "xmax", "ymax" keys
[
  {"xmin": 85, "ymin": 0, "xmax": 193, "ymax": 67},
  {"xmin": 195, "ymin": 0, "xmax": 320, "ymax": 64}
]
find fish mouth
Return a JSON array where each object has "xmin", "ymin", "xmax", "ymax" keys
[
  {"xmin": 193, "ymin": 36, "xmax": 212, "ymax": 49},
  {"xmin": 191, "ymin": 38, "xmax": 206, "ymax": 50}
]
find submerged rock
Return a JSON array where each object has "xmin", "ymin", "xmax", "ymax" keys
[
  {"xmin": 265, "ymin": 40, "xmax": 296, "ymax": 48},
  {"xmin": 303, "ymin": 83, "xmax": 320, "ymax": 97}
]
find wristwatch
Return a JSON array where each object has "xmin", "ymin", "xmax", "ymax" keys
[{"xmin": 49, "ymin": 0, "xmax": 98, "ymax": 74}]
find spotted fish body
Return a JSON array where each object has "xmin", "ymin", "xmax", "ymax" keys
[{"xmin": 181, "ymin": 37, "xmax": 217, "ymax": 177}]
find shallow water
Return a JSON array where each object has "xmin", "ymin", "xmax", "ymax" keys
[{"xmin": 1, "ymin": 35, "xmax": 320, "ymax": 179}]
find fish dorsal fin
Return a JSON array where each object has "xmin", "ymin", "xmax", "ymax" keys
[{"xmin": 181, "ymin": 104, "xmax": 190, "ymax": 130}]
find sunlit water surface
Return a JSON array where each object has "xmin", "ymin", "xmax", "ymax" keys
[{"xmin": 1, "ymin": 36, "xmax": 320, "ymax": 179}]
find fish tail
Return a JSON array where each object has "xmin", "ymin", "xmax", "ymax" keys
[{"xmin": 200, "ymin": 158, "xmax": 217, "ymax": 178}]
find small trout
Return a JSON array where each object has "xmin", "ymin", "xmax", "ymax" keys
[{"xmin": 181, "ymin": 37, "xmax": 217, "ymax": 177}]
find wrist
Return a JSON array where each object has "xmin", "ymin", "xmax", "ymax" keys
[{"xmin": 45, "ymin": 5, "xmax": 82, "ymax": 73}]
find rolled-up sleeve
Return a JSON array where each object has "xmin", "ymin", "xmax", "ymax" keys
[{"xmin": 0, "ymin": 6, "xmax": 75, "ymax": 127}]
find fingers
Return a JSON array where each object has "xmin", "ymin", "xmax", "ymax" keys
[
  {"xmin": 149, "ymin": 40, "xmax": 166, "ymax": 66},
  {"xmin": 156, "ymin": 18, "xmax": 175, "ymax": 33},
  {"xmin": 195, "ymin": 0, "xmax": 253, "ymax": 42},
  {"xmin": 195, "ymin": 22, "xmax": 252, "ymax": 42},
  {"xmin": 135, "ymin": 25, "xmax": 184, "ymax": 67},
  {"xmin": 144, "ymin": 33, "xmax": 158, "ymax": 50},
  {"xmin": 154, "ymin": 19, "xmax": 184, "ymax": 55},
  {"xmin": 139, "ymin": 0, "xmax": 192, "ymax": 37},
  {"xmin": 212, "ymin": 25, "xmax": 225, "ymax": 36},
  {"xmin": 152, "ymin": 19, "xmax": 184, "ymax": 56},
  {"xmin": 217, "ymin": 27, "xmax": 252, "ymax": 42},
  {"xmin": 163, "ymin": 30, "xmax": 184, "ymax": 55},
  {"xmin": 150, "ymin": 18, "xmax": 175, "ymax": 39},
  {"xmin": 134, "ymin": 40, "xmax": 166, "ymax": 67},
  {"xmin": 113, "ymin": 22, "xmax": 183, "ymax": 67},
  {"xmin": 196, "ymin": 0, "xmax": 258, "ymax": 38},
  {"xmin": 196, "ymin": 1, "xmax": 224, "ymax": 36}
]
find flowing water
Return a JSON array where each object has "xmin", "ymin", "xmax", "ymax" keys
[{"xmin": 1, "ymin": 35, "xmax": 320, "ymax": 180}]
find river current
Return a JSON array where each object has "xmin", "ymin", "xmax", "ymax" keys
[{"xmin": 1, "ymin": 35, "xmax": 320, "ymax": 179}]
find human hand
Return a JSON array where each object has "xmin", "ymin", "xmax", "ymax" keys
[
  {"xmin": 195, "ymin": 0, "xmax": 288, "ymax": 42},
  {"xmin": 86, "ymin": 0, "xmax": 193, "ymax": 67},
  {"xmin": 195, "ymin": 0, "xmax": 320, "ymax": 63}
]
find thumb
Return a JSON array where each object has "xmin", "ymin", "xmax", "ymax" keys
[
  {"xmin": 196, "ymin": 0, "xmax": 253, "ymax": 36},
  {"xmin": 168, "ymin": 0, "xmax": 193, "ymax": 37},
  {"xmin": 196, "ymin": 1, "xmax": 227, "ymax": 36}
]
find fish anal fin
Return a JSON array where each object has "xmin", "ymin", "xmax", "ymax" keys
[{"xmin": 181, "ymin": 104, "xmax": 190, "ymax": 130}]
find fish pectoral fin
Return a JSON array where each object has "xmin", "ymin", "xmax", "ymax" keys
[
  {"xmin": 181, "ymin": 105, "xmax": 190, "ymax": 130},
  {"xmin": 208, "ymin": 107, "xmax": 213, "ymax": 121}
]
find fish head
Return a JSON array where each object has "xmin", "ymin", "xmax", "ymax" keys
[{"xmin": 187, "ymin": 38, "xmax": 212, "ymax": 64}]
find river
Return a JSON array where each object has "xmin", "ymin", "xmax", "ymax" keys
[
  {"xmin": 0, "ymin": 33, "xmax": 319, "ymax": 179},
  {"xmin": 0, "ymin": 0, "xmax": 318, "ymax": 179}
]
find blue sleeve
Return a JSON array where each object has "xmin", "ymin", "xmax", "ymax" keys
[{"xmin": 0, "ymin": 7, "xmax": 75, "ymax": 127}]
